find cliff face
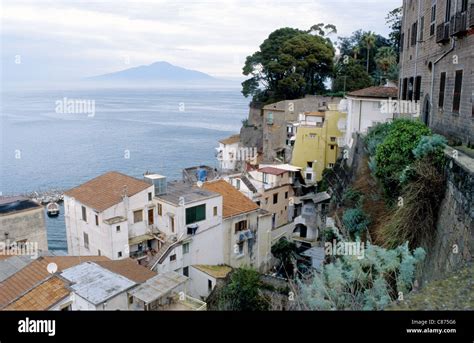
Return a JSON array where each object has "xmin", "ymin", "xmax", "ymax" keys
[{"xmin": 420, "ymin": 148, "xmax": 474, "ymax": 284}]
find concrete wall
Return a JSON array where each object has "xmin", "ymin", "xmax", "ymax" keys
[
  {"xmin": 421, "ymin": 147, "xmax": 474, "ymax": 283},
  {"xmin": 0, "ymin": 206, "xmax": 48, "ymax": 251}
]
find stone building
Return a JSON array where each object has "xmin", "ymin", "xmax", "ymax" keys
[
  {"xmin": 0, "ymin": 196, "xmax": 48, "ymax": 253},
  {"xmin": 399, "ymin": 0, "xmax": 473, "ymax": 144}
]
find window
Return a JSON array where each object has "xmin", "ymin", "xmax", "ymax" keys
[
  {"xmin": 235, "ymin": 220, "xmax": 248, "ymax": 233},
  {"xmin": 236, "ymin": 179, "xmax": 241, "ymax": 189},
  {"xmin": 307, "ymin": 161, "xmax": 313, "ymax": 168},
  {"xmin": 133, "ymin": 210, "xmax": 143, "ymax": 223},
  {"xmin": 213, "ymin": 206, "xmax": 218, "ymax": 216},
  {"xmin": 148, "ymin": 192, "xmax": 152, "ymax": 201},
  {"xmin": 273, "ymin": 193, "xmax": 278, "ymax": 204},
  {"xmin": 461, "ymin": 0, "xmax": 468, "ymax": 12},
  {"xmin": 116, "ymin": 225, "xmax": 121, "ymax": 233},
  {"xmin": 328, "ymin": 163, "xmax": 335, "ymax": 168},
  {"xmin": 439, "ymin": 72, "xmax": 446, "ymax": 108},
  {"xmin": 157, "ymin": 203, "xmax": 162, "ymax": 216},
  {"xmin": 95, "ymin": 214, "xmax": 99, "ymax": 226},
  {"xmin": 170, "ymin": 254, "xmax": 177, "ymax": 262},
  {"xmin": 183, "ymin": 243, "xmax": 190, "ymax": 254},
  {"xmin": 183, "ymin": 266, "xmax": 189, "ymax": 277},
  {"xmin": 330, "ymin": 145, "xmax": 335, "ymax": 150},
  {"xmin": 430, "ymin": 4, "xmax": 437, "ymax": 36},
  {"xmin": 414, "ymin": 76, "xmax": 422, "ymax": 101},
  {"xmin": 118, "ymin": 251, "xmax": 122, "ymax": 258},
  {"xmin": 263, "ymin": 173, "xmax": 268, "ymax": 184},
  {"xmin": 306, "ymin": 173, "xmax": 312, "ymax": 180},
  {"xmin": 81, "ymin": 206, "xmax": 87, "ymax": 222},
  {"xmin": 170, "ymin": 217, "xmax": 175, "ymax": 233},
  {"xmin": 420, "ymin": 16, "xmax": 424, "ymax": 42},
  {"xmin": 208, "ymin": 280, "xmax": 213, "ymax": 292},
  {"xmin": 411, "ymin": 21, "xmax": 417, "ymax": 46},
  {"xmin": 453, "ymin": 70, "xmax": 463, "ymax": 113},
  {"xmin": 185, "ymin": 204, "xmax": 206, "ymax": 225},
  {"xmin": 285, "ymin": 191, "xmax": 288, "ymax": 199},
  {"xmin": 445, "ymin": 0, "xmax": 452, "ymax": 23},
  {"xmin": 83, "ymin": 232, "xmax": 89, "ymax": 250},
  {"xmin": 402, "ymin": 78, "xmax": 408, "ymax": 100},
  {"xmin": 330, "ymin": 137, "xmax": 336, "ymax": 142}
]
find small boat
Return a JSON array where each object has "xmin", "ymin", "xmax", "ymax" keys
[{"xmin": 46, "ymin": 202, "xmax": 60, "ymax": 217}]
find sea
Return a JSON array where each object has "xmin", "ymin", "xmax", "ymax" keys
[{"xmin": 0, "ymin": 87, "xmax": 249, "ymax": 252}]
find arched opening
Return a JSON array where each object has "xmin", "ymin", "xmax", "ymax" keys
[
  {"xmin": 422, "ymin": 95, "xmax": 431, "ymax": 126},
  {"xmin": 293, "ymin": 224, "xmax": 307, "ymax": 238}
]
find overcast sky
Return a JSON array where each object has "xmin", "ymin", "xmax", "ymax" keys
[{"xmin": 1, "ymin": 0, "xmax": 401, "ymax": 83}]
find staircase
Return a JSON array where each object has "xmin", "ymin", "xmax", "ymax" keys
[
  {"xmin": 146, "ymin": 240, "xmax": 175, "ymax": 270},
  {"xmin": 241, "ymin": 175, "xmax": 257, "ymax": 193}
]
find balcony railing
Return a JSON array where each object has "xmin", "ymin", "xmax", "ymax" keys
[
  {"xmin": 436, "ymin": 22, "xmax": 450, "ymax": 43},
  {"xmin": 450, "ymin": 12, "xmax": 468, "ymax": 36}
]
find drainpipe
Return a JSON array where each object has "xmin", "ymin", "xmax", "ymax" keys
[{"xmin": 429, "ymin": 38, "xmax": 456, "ymax": 125}]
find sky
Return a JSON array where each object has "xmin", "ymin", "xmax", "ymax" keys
[{"xmin": 1, "ymin": 0, "xmax": 401, "ymax": 84}]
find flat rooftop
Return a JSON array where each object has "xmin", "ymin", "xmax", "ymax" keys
[
  {"xmin": 61, "ymin": 262, "xmax": 136, "ymax": 305},
  {"xmin": 0, "ymin": 197, "xmax": 41, "ymax": 215},
  {"xmin": 156, "ymin": 181, "xmax": 219, "ymax": 206}
]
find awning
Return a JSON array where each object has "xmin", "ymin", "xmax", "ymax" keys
[
  {"xmin": 128, "ymin": 234, "xmax": 154, "ymax": 246},
  {"xmin": 128, "ymin": 272, "xmax": 188, "ymax": 305}
]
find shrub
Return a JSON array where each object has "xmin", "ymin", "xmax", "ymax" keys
[
  {"xmin": 296, "ymin": 242, "xmax": 426, "ymax": 310},
  {"xmin": 412, "ymin": 134, "xmax": 447, "ymax": 163},
  {"xmin": 342, "ymin": 187, "xmax": 363, "ymax": 207},
  {"xmin": 342, "ymin": 208, "xmax": 370, "ymax": 236},
  {"xmin": 364, "ymin": 122, "xmax": 392, "ymax": 157},
  {"xmin": 374, "ymin": 119, "xmax": 431, "ymax": 198}
]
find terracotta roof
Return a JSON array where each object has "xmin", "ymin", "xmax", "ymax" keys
[
  {"xmin": 202, "ymin": 180, "xmax": 259, "ymax": 218},
  {"xmin": 192, "ymin": 265, "xmax": 232, "ymax": 279},
  {"xmin": 64, "ymin": 171, "xmax": 152, "ymax": 212},
  {"xmin": 258, "ymin": 167, "xmax": 288, "ymax": 176},
  {"xmin": 219, "ymin": 134, "xmax": 240, "ymax": 145},
  {"xmin": 4, "ymin": 276, "xmax": 70, "ymax": 311},
  {"xmin": 347, "ymin": 86, "xmax": 398, "ymax": 99},
  {"xmin": 0, "ymin": 256, "xmax": 108, "ymax": 309},
  {"xmin": 96, "ymin": 259, "xmax": 157, "ymax": 283}
]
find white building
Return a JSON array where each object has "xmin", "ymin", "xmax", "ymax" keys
[
  {"xmin": 340, "ymin": 85, "xmax": 398, "ymax": 148},
  {"xmin": 64, "ymin": 171, "xmax": 158, "ymax": 262},
  {"xmin": 148, "ymin": 180, "xmax": 224, "ymax": 277},
  {"xmin": 216, "ymin": 134, "xmax": 241, "ymax": 171}
]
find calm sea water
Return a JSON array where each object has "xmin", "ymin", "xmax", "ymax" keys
[{"xmin": 0, "ymin": 87, "xmax": 248, "ymax": 251}]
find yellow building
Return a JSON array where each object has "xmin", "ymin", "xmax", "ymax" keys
[{"xmin": 291, "ymin": 104, "xmax": 346, "ymax": 183}]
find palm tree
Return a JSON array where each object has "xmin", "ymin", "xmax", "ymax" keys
[
  {"xmin": 363, "ymin": 31, "xmax": 376, "ymax": 73},
  {"xmin": 375, "ymin": 47, "xmax": 397, "ymax": 75},
  {"xmin": 353, "ymin": 45, "xmax": 361, "ymax": 60}
]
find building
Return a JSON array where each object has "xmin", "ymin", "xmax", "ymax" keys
[
  {"xmin": 399, "ymin": 0, "xmax": 473, "ymax": 144},
  {"xmin": 0, "ymin": 196, "xmax": 48, "ymax": 253},
  {"xmin": 202, "ymin": 180, "xmax": 273, "ymax": 272},
  {"xmin": 64, "ymin": 171, "xmax": 159, "ymax": 261},
  {"xmin": 188, "ymin": 264, "xmax": 232, "ymax": 300},
  {"xmin": 340, "ymin": 85, "xmax": 398, "ymax": 148},
  {"xmin": 149, "ymin": 179, "xmax": 224, "ymax": 275},
  {"xmin": 291, "ymin": 104, "xmax": 347, "ymax": 183},
  {"xmin": 240, "ymin": 96, "xmax": 343, "ymax": 164},
  {"xmin": 215, "ymin": 134, "xmax": 255, "ymax": 172}
]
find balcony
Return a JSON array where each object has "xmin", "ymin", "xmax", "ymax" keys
[
  {"xmin": 436, "ymin": 22, "xmax": 450, "ymax": 44},
  {"xmin": 450, "ymin": 12, "xmax": 468, "ymax": 37}
]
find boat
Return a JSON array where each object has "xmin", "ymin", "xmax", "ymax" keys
[{"xmin": 46, "ymin": 202, "xmax": 60, "ymax": 217}]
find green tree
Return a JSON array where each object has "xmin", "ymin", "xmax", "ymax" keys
[
  {"xmin": 386, "ymin": 7, "xmax": 402, "ymax": 56},
  {"xmin": 216, "ymin": 268, "xmax": 269, "ymax": 311},
  {"xmin": 242, "ymin": 26, "xmax": 335, "ymax": 103},
  {"xmin": 363, "ymin": 31, "xmax": 377, "ymax": 73},
  {"xmin": 332, "ymin": 57, "xmax": 373, "ymax": 93}
]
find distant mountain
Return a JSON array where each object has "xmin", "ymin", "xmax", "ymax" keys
[{"xmin": 89, "ymin": 61, "xmax": 220, "ymax": 83}]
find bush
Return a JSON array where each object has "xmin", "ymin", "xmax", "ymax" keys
[
  {"xmin": 343, "ymin": 208, "xmax": 371, "ymax": 236},
  {"xmin": 364, "ymin": 122, "xmax": 392, "ymax": 157},
  {"xmin": 342, "ymin": 187, "xmax": 363, "ymax": 207},
  {"xmin": 412, "ymin": 134, "xmax": 447, "ymax": 163},
  {"xmin": 297, "ymin": 242, "xmax": 426, "ymax": 310},
  {"xmin": 374, "ymin": 119, "xmax": 431, "ymax": 198}
]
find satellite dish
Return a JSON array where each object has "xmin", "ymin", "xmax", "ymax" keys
[
  {"xmin": 47, "ymin": 263, "xmax": 58, "ymax": 274},
  {"xmin": 196, "ymin": 181, "xmax": 203, "ymax": 188}
]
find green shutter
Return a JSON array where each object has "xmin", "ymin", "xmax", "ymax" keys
[
  {"xmin": 186, "ymin": 204, "xmax": 206, "ymax": 225},
  {"xmin": 186, "ymin": 207, "xmax": 195, "ymax": 225},
  {"xmin": 196, "ymin": 204, "xmax": 206, "ymax": 222}
]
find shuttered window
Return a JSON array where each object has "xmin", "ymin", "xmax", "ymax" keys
[
  {"xmin": 453, "ymin": 70, "xmax": 463, "ymax": 113},
  {"xmin": 186, "ymin": 204, "xmax": 206, "ymax": 224},
  {"xmin": 439, "ymin": 72, "xmax": 446, "ymax": 108}
]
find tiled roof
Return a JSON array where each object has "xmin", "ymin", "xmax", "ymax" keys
[
  {"xmin": 192, "ymin": 265, "xmax": 232, "ymax": 279},
  {"xmin": 258, "ymin": 167, "xmax": 288, "ymax": 176},
  {"xmin": 4, "ymin": 276, "xmax": 70, "ymax": 311},
  {"xmin": 347, "ymin": 86, "xmax": 398, "ymax": 99},
  {"xmin": 96, "ymin": 259, "xmax": 156, "ymax": 283},
  {"xmin": 219, "ymin": 134, "xmax": 240, "ymax": 145},
  {"xmin": 64, "ymin": 171, "xmax": 152, "ymax": 212},
  {"xmin": 0, "ymin": 256, "xmax": 109, "ymax": 309},
  {"xmin": 202, "ymin": 180, "xmax": 259, "ymax": 218}
]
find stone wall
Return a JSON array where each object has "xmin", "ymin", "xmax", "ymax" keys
[{"xmin": 420, "ymin": 147, "xmax": 474, "ymax": 283}]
